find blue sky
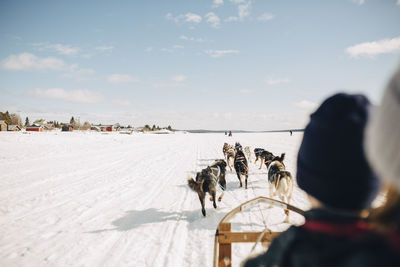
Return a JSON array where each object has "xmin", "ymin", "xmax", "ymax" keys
[{"xmin": 1, "ymin": 0, "xmax": 399, "ymax": 130}]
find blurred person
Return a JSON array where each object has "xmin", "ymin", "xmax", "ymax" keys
[
  {"xmin": 244, "ymin": 93, "xmax": 398, "ymax": 267},
  {"xmin": 366, "ymin": 67, "xmax": 400, "ymax": 261}
]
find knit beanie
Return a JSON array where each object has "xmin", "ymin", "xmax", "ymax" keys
[
  {"xmin": 297, "ymin": 93, "xmax": 380, "ymax": 211},
  {"xmin": 365, "ymin": 68, "xmax": 400, "ymax": 191}
]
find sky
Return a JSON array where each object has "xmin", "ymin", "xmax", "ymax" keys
[{"xmin": 0, "ymin": 0, "xmax": 399, "ymax": 130}]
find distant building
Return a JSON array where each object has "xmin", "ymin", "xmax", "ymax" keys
[
  {"xmin": 0, "ymin": 120, "xmax": 7, "ymax": 131},
  {"xmin": 43, "ymin": 124, "xmax": 55, "ymax": 130},
  {"xmin": 33, "ymin": 119, "xmax": 48, "ymax": 125},
  {"xmin": 90, "ymin": 125, "xmax": 101, "ymax": 131},
  {"xmin": 26, "ymin": 126, "xmax": 44, "ymax": 132},
  {"xmin": 61, "ymin": 125, "xmax": 73, "ymax": 132},
  {"xmin": 91, "ymin": 124, "xmax": 119, "ymax": 132},
  {"xmin": 7, "ymin": 125, "xmax": 21, "ymax": 131}
]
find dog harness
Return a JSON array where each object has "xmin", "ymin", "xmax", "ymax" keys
[
  {"xmin": 235, "ymin": 156, "xmax": 248, "ymax": 172},
  {"xmin": 209, "ymin": 166, "xmax": 225, "ymax": 190}
]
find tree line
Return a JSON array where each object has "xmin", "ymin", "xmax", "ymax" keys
[{"xmin": 1, "ymin": 111, "xmax": 173, "ymax": 131}]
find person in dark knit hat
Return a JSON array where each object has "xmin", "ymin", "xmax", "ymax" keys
[{"xmin": 243, "ymin": 93, "xmax": 399, "ymax": 267}]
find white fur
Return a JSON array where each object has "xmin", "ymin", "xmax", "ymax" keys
[
  {"xmin": 227, "ymin": 147, "xmax": 235, "ymax": 171},
  {"xmin": 244, "ymin": 146, "xmax": 252, "ymax": 163}
]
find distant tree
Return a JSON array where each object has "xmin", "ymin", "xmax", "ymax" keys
[
  {"xmin": 143, "ymin": 124, "xmax": 151, "ymax": 131},
  {"xmin": 167, "ymin": 125, "xmax": 172, "ymax": 131},
  {"xmin": 25, "ymin": 117, "xmax": 30, "ymax": 127},
  {"xmin": 1, "ymin": 111, "xmax": 12, "ymax": 125},
  {"xmin": 70, "ymin": 116, "xmax": 75, "ymax": 124},
  {"xmin": 151, "ymin": 124, "xmax": 156, "ymax": 131},
  {"xmin": 9, "ymin": 113, "xmax": 22, "ymax": 127},
  {"xmin": 81, "ymin": 121, "xmax": 91, "ymax": 130}
]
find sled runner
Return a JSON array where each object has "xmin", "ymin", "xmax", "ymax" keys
[{"xmin": 213, "ymin": 196, "xmax": 304, "ymax": 267}]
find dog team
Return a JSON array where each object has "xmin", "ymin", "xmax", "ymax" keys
[{"xmin": 188, "ymin": 141, "xmax": 293, "ymax": 218}]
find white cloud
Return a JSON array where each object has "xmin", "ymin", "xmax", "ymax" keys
[
  {"xmin": 294, "ymin": 100, "xmax": 318, "ymax": 110},
  {"xmin": 112, "ymin": 99, "xmax": 131, "ymax": 106},
  {"xmin": 95, "ymin": 46, "xmax": 114, "ymax": 52},
  {"xmin": 165, "ymin": 13, "xmax": 173, "ymax": 19},
  {"xmin": 166, "ymin": 12, "xmax": 202, "ymax": 24},
  {"xmin": 172, "ymin": 75, "xmax": 187, "ymax": 82},
  {"xmin": 1, "ymin": 53, "xmax": 95, "ymax": 81},
  {"xmin": 213, "ymin": 0, "xmax": 224, "ymax": 8},
  {"xmin": 205, "ymin": 12, "xmax": 221, "ymax": 28},
  {"xmin": 1, "ymin": 53, "xmax": 65, "ymax": 70},
  {"xmin": 225, "ymin": 16, "xmax": 239, "ymax": 22},
  {"xmin": 257, "ymin": 13, "xmax": 275, "ymax": 21},
  {"xmin": 225, "ymin": 0, "xmax": 251, "ymax": 22},
  {"xmin": 145, "ymin": 47, "xmax": 153, "ymax": 52},
  {"xmin": 32, "ymin": 43, "xmax": 80, "ymax": 55},
  {"xmin": 32, "ymin": 88, "xmax": 103, "ymax": 103},
  {"xmin": 238, "ymin": 1, "xmax": 251, "ymax": 20},
  {"xmin": 346, "ymin": 36, "xmax": 400, "ymax": 57},
  {"xmin": 352, "ymin": 0, "xmax": 365, "ymax": 5},
  {"xmin": 173, "ymin": 45, "xmax": 184, "ymax": 49},
  {"xmin": 63, "ymin": 65, "xmax": 95, "ymax": 81},
  {"xmin": 185, "ymin": 13, "xmax": 202, "ymax": 23},
  {"xmin": 48, "ymin": 44, "xmax": 79, "ymax": 55},
  {"xmin": 179, "ymin": 35, "xmax": 204, "ymax": 42},
  {"xmin": 204, "ymin": 49, "xmax": 239, "ymax": 58},
  {"xmin": 266, "ymin": 78, "xmax": 291, "ymax": 85},
  {"xmin": 107, "ymin": 74, "xmax": 139, "ymax": 83}
]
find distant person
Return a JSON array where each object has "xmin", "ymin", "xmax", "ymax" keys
[
  {"xmin": 225, "ymin": 131, "xmax": 227, "ymax": 135},
  {"xmin": 289, "ymin": 130, "xmax": 293, "ymax": 136},
  {"xmin": 366, "ymin": 67, "xmax": 400, "ymax": 264},
  {"xmin": 244, "ymin": 93, "xmax": 396, "ymax": 267},
  {"xmin": 229, "ymin": 131, "xmax": 232, "ymax": 137}
]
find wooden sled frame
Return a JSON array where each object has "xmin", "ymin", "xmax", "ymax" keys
[{"xmin": 213, "ymin": 196, "xmax": 304, "ymax": 267}]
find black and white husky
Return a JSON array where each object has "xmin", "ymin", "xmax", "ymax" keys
[
  {"xmin": 267, "ymin": 153, "xmax": 293, "ymax": 222},
  {"xmin": 187, "ymin": 159, "xmax": 227, "ymax": 216},
  {"xmin": 234, "ymin": 142, "xmax": 249, "ymax": 189},
  {"xmin": 254, "ymin": 148, "xmax": 274, "ymax": 169}
]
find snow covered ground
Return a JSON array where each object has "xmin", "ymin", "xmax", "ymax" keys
[{"xmin": 0, "ymin": 131, "xmax": 310, "ymax": 267}]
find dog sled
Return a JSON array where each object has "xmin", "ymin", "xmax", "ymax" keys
[{"xmin": 213, "ymin": 196, "xmax": 304, "ymax": 267}]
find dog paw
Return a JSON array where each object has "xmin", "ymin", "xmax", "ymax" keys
[
  {"xmin": 209, "ymin": 197, "xmax": 213, "ymax": 201},
  {"xmin": 218, "ymin": 197, "xmax": 222, "ymax": 202}
]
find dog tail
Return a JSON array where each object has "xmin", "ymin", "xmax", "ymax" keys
[
  {"xmin": 279, "ymin": 153, "xmax": 285, "ymax": 162},
  {"xmin": 276, "ymin": 171, "xmax": 293, "ymax": 194},
  {"xmin": 188, "ymin": 177, "xmax": 203, "ymax": 193}
]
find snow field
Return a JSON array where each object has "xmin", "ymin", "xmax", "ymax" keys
[{"xmin": 0, "ymin": 131, "xmax": 310, "ymax": 267}]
